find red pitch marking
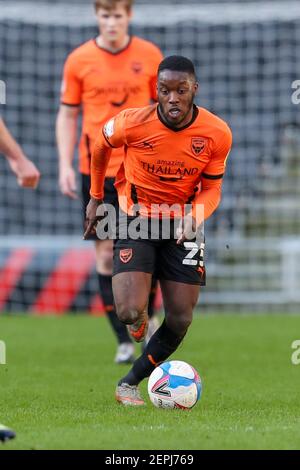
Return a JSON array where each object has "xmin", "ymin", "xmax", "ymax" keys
[
  {"xmin": 31, "ymin": 249, "xmax": 95, "ymax": 315},
  {"xmin": 0, "ymin": 249, "xmax": 34, "ymax": 311}
]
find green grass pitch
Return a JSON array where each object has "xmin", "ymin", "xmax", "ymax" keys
[{"xmin": 0, "ymin": 313, "xmax": 300, "ymax": 450}]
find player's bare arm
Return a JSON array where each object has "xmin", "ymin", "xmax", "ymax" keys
[
  {"xmin": 0, "ymin": 117, "xmax": 40, "ymax": 189},
  {"xmin": 56, "ymin": 104, "xmax": 80, "ymax": 199}
]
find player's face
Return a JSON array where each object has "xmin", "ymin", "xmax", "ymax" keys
[
  {"xmin": 96, "ymin": 5, "xmax": 132, "ymax": 45},
  {"xmin": 157, "ymin": 71, "xmax": 198, "ymax": 128}
]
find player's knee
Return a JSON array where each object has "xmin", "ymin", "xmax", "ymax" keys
[{"xmin": 116, "ymin": 304, "xmax": 141, "ymax": 325}]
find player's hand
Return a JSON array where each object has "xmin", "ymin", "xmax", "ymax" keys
[
  {"xmin": 59, "ymin": 166, "xmax": 78, "ymax": 199},
  {"xmin": 9, "ymin": 156, "xmax": 40, "ymax": 189},
  {"xmin": 176, "ymin": 215, "xmax": 197, "ymax": 245},
  {"xmin": 83, "ymin": 197, "xmax": 104, "ymax": 239}
]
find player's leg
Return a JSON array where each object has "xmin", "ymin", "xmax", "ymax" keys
[
  {"xmin": 113, "ymin": 227, "xmax": 158, "ymax": 343},
  {"xmin": 113, "ymin": 270, "xmax": 153, "ymax": 406},
  {"xmin": 131, "ymin": 235, "xmax": 205, "ymax": 375},
  {"xmin": 116, "ymin": 231, "xmax": 205, "ymax": 406},
  {"xmin": 113, "ymin": 233, "xmax": 158, "ymax": 405},
  {"xmin": 113, "ymin": 271, "xmax": 153, "ymax": 342},
  {"xmin": 95, "ymin": 239, "xmax": 134, "ymax": 364},
  {"xmin": 117, "ymin": 281, "xmax": 200, "ymax": 394},
  {"xmin": 81, "ymin": 174, "xmax": 134, "ymax": 364}
]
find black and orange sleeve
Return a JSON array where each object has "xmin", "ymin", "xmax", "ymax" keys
[
  {"xmin": 202, "ymin": 126, "xmax": 232, "ymax": 180},
  {"xmin": 90, "ymin": 112, "xmax": 128, "ymax": 200},
  {"xmin": 191, "ymin": 127, "xmax": 232, "ymax": 225}
]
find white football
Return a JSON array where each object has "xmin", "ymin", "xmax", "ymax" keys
[{"xmin": 148, "ymin": 360, "xmax": 202, "ymax": 409}]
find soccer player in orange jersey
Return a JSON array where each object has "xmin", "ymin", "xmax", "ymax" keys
[
  {"xmin": 85, "ymin": 55, "xmax": 232, "ymax": 405},
  {"xmin": 0, "ymin": 117, "xmax": 40, "ymax": 189},
  {"xmin": 56, "ymin": 0, "xmax": 163, "ymax": 364}
]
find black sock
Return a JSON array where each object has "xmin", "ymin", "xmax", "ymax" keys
[
  {"xmin": 148, "ymin": 278, "xmax": 157, "ymax": 319},
  {"xmin": 98, "ymin": 274, "xmax": 132, "ymax": 344},
  {"xmin": 119, "ymin": 320, "xmax": 186, "ymax": 386}
]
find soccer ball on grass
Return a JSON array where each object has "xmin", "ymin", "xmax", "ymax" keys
[{"xmin": 148, "ymin": 360, "xmax": 202, "ymax": 410}]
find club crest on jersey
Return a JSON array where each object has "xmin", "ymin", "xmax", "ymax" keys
[
  {"xmin": 120, "ymin": 248, "xmax": 133, "ymax": 264},
  {"xmin": 104, "ymin": 119, "xmax": 115, "ymax": 139},
  {"xmin": 191, "ymin": 138, "xmax": 207, "ymax": 156},
  {"xmin": 131, "ymin": 62, "xmax": 143, "ymax": 74}
]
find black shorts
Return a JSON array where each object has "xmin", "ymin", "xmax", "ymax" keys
[
  {"xmin": 81, "ymin": 174, "xmax": 118, "ymax": 240},
  {"xmin": 113, "ymin": 212, "xmax": 206, "ymax": 286}
]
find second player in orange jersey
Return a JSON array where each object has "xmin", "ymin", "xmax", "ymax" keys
[
  {"xmin": 61, "ymin": 35, "xmax": 162, "ymax": 177},
  {"xmin": 56, "ymin": 0, "xmax": 163, "ymax": 365}
]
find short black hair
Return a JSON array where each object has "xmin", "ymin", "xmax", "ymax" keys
[{"xmin": 158, "ymin": 55, "xmax": 196, "ymax": 78}]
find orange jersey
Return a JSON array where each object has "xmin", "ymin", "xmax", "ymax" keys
[
  {"xmin": 61, "ymin": 37, "xmax": 163, "ymax": 176},
  {"xmin": 91, "ymin": 105, "xmax": 232, "ymax": 224}
]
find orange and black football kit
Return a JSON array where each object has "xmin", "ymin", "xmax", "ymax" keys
[{"xmin": 90, "ymin": 104, "xmax": 232, "ymax": 285}]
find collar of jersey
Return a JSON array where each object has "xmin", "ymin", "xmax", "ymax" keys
[
  {"xmin": 93, "ymin": 36, "xmax": 132, "ymax": 55},
  {"xmin": 157, "ymin": 104, "xmax": 199, "ymax": 132}
]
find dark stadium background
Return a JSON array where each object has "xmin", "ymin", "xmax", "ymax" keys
[{"xmin": 1, "ymin": 0, "xmax": 300, "ymax": 313}]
